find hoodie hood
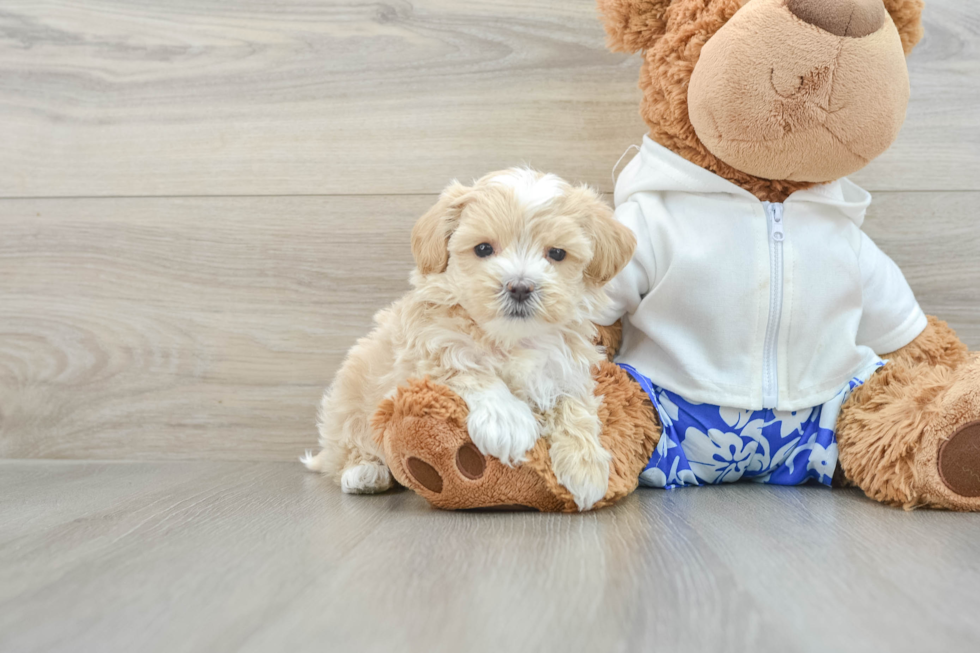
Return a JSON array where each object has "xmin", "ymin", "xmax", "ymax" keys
[{"xmin": 614, "ymin": 136, "xmax": 873, "ymax": 227}]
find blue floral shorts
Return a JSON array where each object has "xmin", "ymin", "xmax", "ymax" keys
[{"xmin": 620, "ymin": 361, "xmax": 885, "ymax": 489}]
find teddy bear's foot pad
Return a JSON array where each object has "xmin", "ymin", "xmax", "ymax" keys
[
  {"xmin": 405, "ymin": 443, "xmax": 487, "ymax": 494},
  {"xmin": 455, "ymin": 443, "xmax": 486, "ymax": 480},
  {"xmin": 938, "ymin": 420, "xmax": 980, "ymax": 498},
  {"xmin": 401, "ymin": 442, "xmax": 539, "ymax": 510},
  {"xmin": 406, "ymin": 457, "xmax": 444, "ymax": 493}
]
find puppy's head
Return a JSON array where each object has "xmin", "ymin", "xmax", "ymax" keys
[{"xmin": 412, "ymin": 168, "xmax": 636, "ymax": 338}]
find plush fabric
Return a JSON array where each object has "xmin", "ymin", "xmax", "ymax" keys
[
  {"xmin": 375, "ymin": 363, "xmax": 660, "ymax": 512},
  {"xmin": 836, "ymin": 317, "xmax": 980, "ymax": 510},
  {"xmin": 598, "ymin": 0, "xmax": 924, "ymax": 202},
  {"xmin": 688, "ymin": 0, "xmax": 910, "ymax": 182},
  {"xmin": 884, "ymin": 0, "xmax": 926, "ymax": 55},
  {"xmin": 787, "ymin": 0, "xmax": 886, "ymax": 38}
]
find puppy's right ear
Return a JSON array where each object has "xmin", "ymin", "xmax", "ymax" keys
[
  {"xmin": 597, "ymin": 0, "xmax": 673, "ymax": 54},
  {"xmin": 411, "ymin": 182, "xmax": 470, "ymax": 275}
]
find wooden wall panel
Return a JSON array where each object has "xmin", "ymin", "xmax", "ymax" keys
[
  {"xmin": 0, "ymin": 0, "xmax": 976, "ymax": 197},
  {"xmin": 2, "ymin": 191, "xmax": 977, "ymax": 460}
]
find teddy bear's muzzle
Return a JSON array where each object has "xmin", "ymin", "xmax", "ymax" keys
[{"xmin": 687, "ymin": 0, "xmax": 909, "ymax": 183}]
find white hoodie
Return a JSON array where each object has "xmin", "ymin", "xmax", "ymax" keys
[{"xmin": 598, "ymin": 137, "xmax": 926, "ymax": 411}]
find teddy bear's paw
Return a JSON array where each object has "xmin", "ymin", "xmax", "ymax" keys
[
  {"xmin": 463, "ymin": 385, "xmax": 540, "ymax": 467},
  {"xmin": 340, "ymin": 461, "xmax": 393, "ymax": 494},
  {"xmin": 385, "ymin": 411, "xmax": 566, "ymax": 511},
  {"xmin": 550, "ymin": 443, "xmax": 612, "ymax": 512},
  {"xmin": 919, "ymin": 357, "xmax": 980, "ymax": 510},
  {"xmin": 938, "ymin": 421, "xmax": 980, "ymax": 500}
]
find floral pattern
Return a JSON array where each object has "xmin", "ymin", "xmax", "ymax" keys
[{"xmin": 620, "ymin": 362, "xmax": 885, "ymax": 489}]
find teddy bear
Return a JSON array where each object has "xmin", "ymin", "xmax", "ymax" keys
[{"xmin": 373, "ymin": 0, "xmax": 980, "ymax": 512}]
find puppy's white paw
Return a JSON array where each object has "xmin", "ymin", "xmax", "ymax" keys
[
  {"xmin": 464, "ymin": 385, "xmax": 539, "ymax": 467},
  {"xmin": 551, "ymin": 445, "xmax": 612, "ymax": 512},
  {"xmin": 340, "ymin": 462, "xmax": 393, "ymax": 494}
]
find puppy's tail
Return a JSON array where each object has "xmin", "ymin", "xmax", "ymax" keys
[
  {"xmin": 300, "ymin": 449, "xmax": 330, "ymax": 473},
  {"xmin": 300, "ymin": 445, "xmax": 350, "ymax": 479}
]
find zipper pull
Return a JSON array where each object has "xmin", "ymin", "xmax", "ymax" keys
[{"xmin": 769, "ymin": 204, "xmax": 785, "ymax": 242}]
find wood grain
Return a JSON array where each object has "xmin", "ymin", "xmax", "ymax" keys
[
  {"xmin": 0, "ymin": 195, "xmax": 425, "ymax": 460},
  {"xmin": 1, "ymin": 461, "xmax": 978, "ymax": 653},
  {"xmin": 1, "ymin": 192, "xmax": 978, "ymax": 461},
  {"xmin": 0, "ymin": 0, "xmax": 977, "ymax": 198}
]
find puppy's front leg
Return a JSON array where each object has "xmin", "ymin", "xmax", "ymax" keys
[
  {"xmin": 544, "ymin": 394, "xmax": 612, "ymax": 511},
  {"xmin": 455, "ymin": 378, "xmax": 540, "ymax": 467}
]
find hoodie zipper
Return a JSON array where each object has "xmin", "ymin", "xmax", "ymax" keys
[{"xmin": 762, "ymin": 202, "xmax": 785, "ymax": 409}]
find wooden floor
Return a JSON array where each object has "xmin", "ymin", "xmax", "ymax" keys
[
  {"xmin": 2, "ymin": 460, "xmax": 979, "ymax": 653},
  {"xmin": 1, "ymin": 1, "xmax": 979, "ymax": 651}
]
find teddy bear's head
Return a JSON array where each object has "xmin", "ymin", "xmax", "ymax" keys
[{"xmin": 599, "ymin": 0, "xmax": 924, "ymax": 200}]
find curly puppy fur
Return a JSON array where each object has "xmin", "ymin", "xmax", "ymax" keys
[{"xmin": 598, "ymin": 0, "xmax": 924, "ymax": 201}]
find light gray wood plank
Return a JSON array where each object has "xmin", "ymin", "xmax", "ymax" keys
[
  {"xmin": 864, "ymin": 191, "xmax": 980, "ymax": 339},
  {"xmin": 1, "ymin": 192, "xmax": 978, "ymax": 461},
  {"xmin": 0, "ymin": 0, "xmax": 646, "ymax": 197},
  {"xmin": 0, "ymin": 195, "xmax": 426, "ymax": 461},
  {"xmin": 0, "ymin": 461, "xmax": 978, "ymax": 653},
  {"xmin": 0, "ymin": 0, "xmax": 976, "ymax": 198}
]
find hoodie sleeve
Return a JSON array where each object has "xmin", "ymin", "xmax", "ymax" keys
[
  {"xmin": 594, "ymin": 200, "xmax": 657, "ymax": 326},
  {"xmin": 856, "ymin": 231, "xmax": 927, "ymax": 354}
]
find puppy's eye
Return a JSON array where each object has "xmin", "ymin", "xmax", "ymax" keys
[
  {"xmin": 474, "ymin": 243, "xmax": 494, "ymax": 258},
  {"xmin": 548, "ymin": 248, "xmax": 566, "ymax": 262}
]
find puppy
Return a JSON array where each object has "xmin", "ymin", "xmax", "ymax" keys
[{"xmin": 302, "ymin": 169, "xmax": 636, "ymax": 510}]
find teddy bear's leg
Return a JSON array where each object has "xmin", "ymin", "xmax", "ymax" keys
[
  {"xmin": 373, "ymin": 362, "xmax": 660, "ymax": 512},
  {"xmin": 374, "ymin": 378, "xmax": 571, "ymax": 512},
  {"xmin": 836, "ymin": 317, "xmax": 980, "ymax": 510}
]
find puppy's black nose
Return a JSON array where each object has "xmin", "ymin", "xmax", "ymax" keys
[{"xmin": 507, "ymin": 281, "xmax": 534, "ymax": 303}]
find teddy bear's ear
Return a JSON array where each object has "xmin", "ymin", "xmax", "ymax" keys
[
  {"xmin": 411, "ymin": 182, "xmax": 471, "ymax": 275},
  {"xmin": 883, "ymin": 0, "xmax": 925, "ymax": 56},
  {"xmin": 597, "ymin": 0, "xmax": 674, "ymax": 53}
]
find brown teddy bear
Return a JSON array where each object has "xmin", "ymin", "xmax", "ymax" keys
[{"xmin": 375, "ymin": 0, "xmax": 980, "ymax": 512}]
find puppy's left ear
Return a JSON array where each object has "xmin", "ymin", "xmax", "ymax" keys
[
  {"xmin": 411, "ymin": 181, "xmax": 471, "ymax": 275},
  {"xmin": 576, "ymin": 187, "xmax": 636, "ymax": 286}
]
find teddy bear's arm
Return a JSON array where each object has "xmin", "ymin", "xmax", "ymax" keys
[
  {"xmin": 595, "ymin": 321, "xmax": 623, "ymax": 362},
  {"xmin": 855, "ymin": 231, "xmax": 928, "ymax": 354},
  {"xmin": 880, "ymin": 316, "xmax": 970, "ymax": 371}
]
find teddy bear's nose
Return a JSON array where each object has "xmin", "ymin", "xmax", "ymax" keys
[{"xmin": 787, "ymin": 0, "xmax": 886, "ymax": 38}]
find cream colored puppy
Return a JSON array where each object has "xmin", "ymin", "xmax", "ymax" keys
[{"xmin": 303, "ymin": 169, "xmax": 636, "ymax": 510}]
